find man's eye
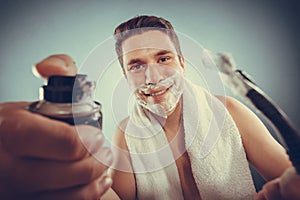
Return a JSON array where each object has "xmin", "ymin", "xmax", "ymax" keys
[
  {"xmin": 129, "ymin": 64, "xmax": 144, "ymax": 72},
  {"xmin": 159, "ymin": 57, "xmax": 171, "ymax": 63}
]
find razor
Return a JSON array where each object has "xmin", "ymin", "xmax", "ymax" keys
[{"xmin": 207, "ymin": 51, "xmax": 300, "ymax": 175}]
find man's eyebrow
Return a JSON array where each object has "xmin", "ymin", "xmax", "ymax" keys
[
  {"xmin": 155, "ymin": 50, "xmax": 173, "ymax": 56},
  {"xmin": 127, "ymin": 58, "xmax": 142, "ymax": 66},
  {"xmin": 126, "ymin": 50, "xmax": 173, "ymax": 66}
]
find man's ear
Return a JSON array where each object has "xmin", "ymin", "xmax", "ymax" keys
[
  {"xmin": 179, "ymin": 56, "xmax": 186, "ymax": 75},
  {"xmin": 179, "ymin": 56, "xmax": 185, "ymax": 68},
  {"xmin": 121, "ymin": 66, "xmax": 128, "ymax": 79}
]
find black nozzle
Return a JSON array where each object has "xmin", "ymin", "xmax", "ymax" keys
[{"xmin": 43, "ymin": 74, "xmax": 89, "ymax": 103}]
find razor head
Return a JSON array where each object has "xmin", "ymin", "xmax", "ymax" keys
[{"xmin": 202, "ymin": 49, "xmax": 236, "ymax": 75}]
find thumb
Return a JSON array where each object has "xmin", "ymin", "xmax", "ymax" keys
[{"xmin": 33, "ymin": 54, "xmax": 78, "ymax": 79}]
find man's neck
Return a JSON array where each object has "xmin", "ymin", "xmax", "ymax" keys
[{"xmin": 154, "ymin": 100, "xmax": 183, "ymax": 134}]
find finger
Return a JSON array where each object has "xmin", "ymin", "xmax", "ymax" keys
[
  {"xmin": 0, "ymin": 106, "xmax": 104, "ymax": 160},
  {"xmin": 255, "ymin": 190, "xmax": 267, "ymax": 200},
  {"xmin": 33, "ymin": 54, "xmax": 77, "ymax": 79},
  {"xmin": 262, "ymin": 178, "xmax": 283, "ymax": 200},
  {"xmin": 24, "ymin": 175, "xmax": 113, "ymax": 200},
  {"xmin": 5, "ymin": 147, "xmax": 113, "ymax": 193},
  {"xmin": 280, "ymin": 167, "xmax": 300, "ymax": 199},
  {"xmin": 0, "ymin": 101, "xmax": 31, "ymax": 110}
]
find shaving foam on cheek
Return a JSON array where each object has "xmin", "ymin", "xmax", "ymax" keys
[{"xmin": 129, "ymin": 72, "xmax": 184, "ymax": 118}]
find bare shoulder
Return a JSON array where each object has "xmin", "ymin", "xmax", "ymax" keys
[
  {"xmin": 112, "ymin": 117, "xmax": 129, "ymax": 151},
  {"xmin": 215, "ymin": 95, "xmax": 260, "ymax": 130},
  {"xmin": 215, "ymin": 95, "xmax": 243, "ymax": 113},
  {"xmin": 215, "ymin": 94, "xmax": 271, "ymax": 144},
  {"xmin": 215, "ymin": 95, "xmax": 254, "ymax": 140}
]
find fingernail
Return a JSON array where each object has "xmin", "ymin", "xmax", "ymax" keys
[
  {"xmin": 32, "ymin": 65, "xmax": 42, "ymax": 78},
  {"xmin": 103, "ymin": 177, "xmax": 112, "ymax": 187}
]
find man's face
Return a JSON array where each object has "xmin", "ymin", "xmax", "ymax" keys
[{"xmin": 121, "ymin": 30, "xmax": 185, "ymax": 117}]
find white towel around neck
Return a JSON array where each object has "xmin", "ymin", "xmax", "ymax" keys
[{"xmin": 124, "ymin": 79, "xmax": 256, "ymax": 200}]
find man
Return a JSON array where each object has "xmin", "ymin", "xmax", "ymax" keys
[
  {"xmin": 102, "ymin": 15, "xmax": 292, "ymax": 200},
  {"xmin": 0, "ymin": 15, "xmax": 299, "ymax": 199}
]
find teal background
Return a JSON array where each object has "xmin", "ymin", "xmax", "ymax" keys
[{"xmin": 1, "ymin": 0, "xmax": 299, "ymax": 191}]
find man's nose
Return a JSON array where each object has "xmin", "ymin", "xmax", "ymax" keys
[{"xmin": 145, "ymin": 64, "xmax": 164, "ymax": 85}]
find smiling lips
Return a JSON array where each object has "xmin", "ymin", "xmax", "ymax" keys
[{"xmin": 140, "ymin": 84, "xmax": 173, "ymax": 97}]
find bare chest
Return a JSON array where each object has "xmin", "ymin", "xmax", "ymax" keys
[{"xmin": 165, "ymin": 128, "xmax": 201, "ymax": 199}]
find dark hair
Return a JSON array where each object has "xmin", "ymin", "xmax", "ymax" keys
[{"xmin": 114, "ymin": 15, "xmax": 183, "ymax": 73}]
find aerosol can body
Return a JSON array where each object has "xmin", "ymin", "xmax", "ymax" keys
[{"xmin": 28, "ymin": 74, "xmax": 102, "ymax": 129}]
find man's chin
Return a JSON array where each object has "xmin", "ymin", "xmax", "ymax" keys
[
  {"xmin": 136, "ymin": 91, "xmax": 182, "ymax": 117},
  {"xmin": 145, "ymin": 101, "xmax": 179, "ymax": 118}
]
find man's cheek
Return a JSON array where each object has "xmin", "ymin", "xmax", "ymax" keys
[
  {"xmin": 127, "ymin": 77, "xmax": 145, "ymax": 91},
  {"xmin": 160, "ymin": 65, "xmax": 182, "ymax": 77}
]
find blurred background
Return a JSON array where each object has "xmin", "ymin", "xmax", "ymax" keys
[{"xmin": 0, "ymin": 0, "xmax": 299, "ymax": 191}]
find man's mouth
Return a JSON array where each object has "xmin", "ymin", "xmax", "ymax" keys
[
  {"xmin": 140, "ymin": 84, "xmax": 173, "ymax": 97},
  {"xmin": 144, "ymin": 88, "xmax": 168, "ymax": 96}
]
